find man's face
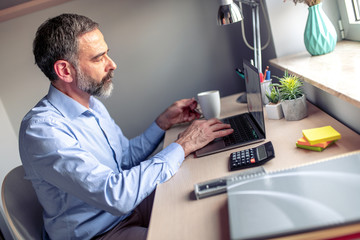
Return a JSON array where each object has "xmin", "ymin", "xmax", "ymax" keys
[
  {"xmin": 76, "ymin": 62, "xmax": 114, "ymax": 98},
  {"xmin": 75, "ymin": 28, "xmax": 117, "ymax": 98}
]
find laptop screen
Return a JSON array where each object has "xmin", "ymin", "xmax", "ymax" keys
[{"xmin": 243, "ymin": 60, "xmax": 265, "ymax": 133}]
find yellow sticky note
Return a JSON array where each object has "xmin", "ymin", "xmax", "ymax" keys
[{"xmin": 302, "ymin": 126, "xmax": 341, "ymax": 145}]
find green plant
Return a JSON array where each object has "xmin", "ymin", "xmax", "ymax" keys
[
  {"xmin": 265, "ymin": 85, "xmax": 281, "ymax": 104},
  {"xmin": 273, "ymin": 70, "xmax": 304, "ymax": 100}
]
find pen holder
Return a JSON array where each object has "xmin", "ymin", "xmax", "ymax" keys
[{"xmin": 261, "ymin": 80, "xmax": 272, "ymax": 105}]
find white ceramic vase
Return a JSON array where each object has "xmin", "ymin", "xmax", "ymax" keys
[{"xmin": 265, "ymin": 103, "xmax": 284, "ymax": 120}]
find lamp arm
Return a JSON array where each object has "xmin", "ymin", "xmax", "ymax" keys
[
  {"xmin": 255, "ymin": 2, "xmax": 262, "ymax": 71},
  {"xmin": 239, "ymin": 0, "xmax": 271, "ymax": 51},
  {"xmin": 236, "ymin": 0, "xmax": 271, "ymax": 72}
]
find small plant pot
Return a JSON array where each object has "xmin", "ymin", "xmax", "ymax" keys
[
  {"xmin": 265, "ymin": 102, "xmax": 284, "ymax": 120},
  {"xmin": 281, "ymin": 94, "xmax": 307, "ymax": 121}
]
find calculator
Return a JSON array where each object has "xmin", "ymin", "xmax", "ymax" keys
[{"xmin": 229, "ymin": 141, "xmax": 275, "ymax": 171}]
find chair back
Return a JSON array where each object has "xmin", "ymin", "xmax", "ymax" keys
[{"xmin": 1, "ymin": 166, "xmax": 43, "ymax": 240}]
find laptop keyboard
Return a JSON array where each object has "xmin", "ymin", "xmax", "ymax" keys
[{"xmin": 222, "ymin": 115, "xmax": 259, "ymax": 146}]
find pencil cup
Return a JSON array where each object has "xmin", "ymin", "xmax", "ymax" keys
[
  {"xmin": 261, "ymin": 79, "xmax": 272, "ymax": 105},
  {"xmin": 197, "ymin": 90, "xmax": 221, "ymax": 119}
]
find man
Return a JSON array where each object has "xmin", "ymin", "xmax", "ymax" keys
[{"xmin": 19, "ymin": 13, "xmax": 233, "ymax": 240}]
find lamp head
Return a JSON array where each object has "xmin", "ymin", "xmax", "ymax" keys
[{"xmin": 217, "ymin": 0, "xmax": 243, "ymax": 26}]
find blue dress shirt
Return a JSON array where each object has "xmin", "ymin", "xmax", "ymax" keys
[{"xmin": 19, "ymin": 85, "xmax": 185, "ymax": 240}]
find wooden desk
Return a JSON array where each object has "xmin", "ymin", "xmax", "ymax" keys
[{"xmin": 147, "ymin": 94, "xmax": 360, "ymax": 240}]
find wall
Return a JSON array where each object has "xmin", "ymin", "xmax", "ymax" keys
[
  {"xmin": 0, "ymin": 0, "xmax": 276, "ymax": 237},
  {"xmin": 0, "ymin": 0, "xmax": 277, "ymax": 140}
]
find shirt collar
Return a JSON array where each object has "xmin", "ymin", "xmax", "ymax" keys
[{"xmin": 47, "ymin": 84, "xmax": 91, "ymax": 119}]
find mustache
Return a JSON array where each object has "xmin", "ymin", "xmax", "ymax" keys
[{"xmin": 103, "ymin": 70, "xmax": 114, "ymax": 82}]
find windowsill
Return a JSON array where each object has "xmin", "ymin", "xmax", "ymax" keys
[{"xmin": 269, "ymin": 40, "xmax": 360, "ymax": 108}]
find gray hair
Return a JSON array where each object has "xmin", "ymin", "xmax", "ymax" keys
[{"xmin": 33, "ymin": 13, "xmax": 99, "ymax": 81}]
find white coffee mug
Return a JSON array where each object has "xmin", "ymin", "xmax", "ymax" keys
[{"xmin": 197, "ymin": 90, "xmax": 221, "ymax": 119}]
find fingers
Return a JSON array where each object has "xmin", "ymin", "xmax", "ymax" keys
[
  {"xmin": 192, "ymin": 118, "xmax": 233, "ymax": 137},
  {"xmin": 188, "ymin": 98, "xmax": 198, "ymax": 111},
  {"xmin": 206, "ymin": 118, "xmax": 233, "ymax": 136},
  {"xmin": 187, "ymin": 110, "xmax": 201, "ymax": 121},
  {"xmin": 206, "ymin": 118, "xmax": 222, "ymax": 125},
  {"xmin": 211, "ymin": 122, "xmax": 233, "ymax": 132},
  {"xmin": 179, "ymin": 98, "xmax": 199, "ymax": 113},
  {"xmin": 206, "ymin": 118, "xmax": 229, "ymax": 127},
  {"xmin": 176, "ymin": 98, "xmax": 197, "ymax": 109},
  {"xmin": 213, "ymin": 127, "xmax": 234, "ymax": 138},
  {"xmin": 177, "ymin": 98, "xmax": 200, "ymax": 122},
  {"xmin": 175, "ymin": 118, "xmax": 233, "ymax": 157}
]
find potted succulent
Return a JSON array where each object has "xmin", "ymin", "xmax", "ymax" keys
[
  {"xmin": 273, "ymin": 71, "xmax": 307, "ymax": 121},
  {"xmin": 265, "ymin": 85, "xmax": 284, "ymax": 120}
]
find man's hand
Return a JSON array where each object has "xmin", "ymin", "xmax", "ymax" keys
[
  {"xmin": 175, "ymin": 118, "xmax": 233, "ymax": 157},
  {"xmin": 156, "ymin": 98, "xmax": 201, "ymax": 131}
]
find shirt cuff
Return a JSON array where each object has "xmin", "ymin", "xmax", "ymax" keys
[
  {"xmin": 155, "ymin": 142, "xmax": 185, "ymax": 178},
  {"xmin": 143, "ymin": 122, "xmax": 165, "ymax": 143}
]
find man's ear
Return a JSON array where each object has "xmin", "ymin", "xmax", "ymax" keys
[{"xmin": 54, "ymin": 60, "xmax": 75, "ymax": 83}]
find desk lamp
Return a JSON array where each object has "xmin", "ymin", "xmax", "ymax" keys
[{"xmin": 217, "ymin": 0, "xmax": 266, "ymax": 73}]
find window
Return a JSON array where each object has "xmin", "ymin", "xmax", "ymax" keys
[
  {"xmin": 353, "ymin": 0, "xmax": 360, "ymax": 20},
  {"xmin": 338, "ymin": 0, "xmax": 360, "ymax": 41}
]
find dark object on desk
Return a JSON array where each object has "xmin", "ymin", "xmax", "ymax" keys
[
  {"xmin": 195, "ymin": 60, "xmax": 265, "ymax": 157},
  {"xmin": 229, "ymin": 141, "xmax": 274, "ymax": 171},
  {"xmin": 236, "ymin": 93, "xmax": 247, "ymax": 103},
  {"xmin": 227, "ymin": 151, "xmax": 360, "ymax": 240}
]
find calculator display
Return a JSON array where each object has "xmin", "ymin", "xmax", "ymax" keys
[{"xmin": 257, "ymin": 145, "xmax": 267, "ymax": 160}]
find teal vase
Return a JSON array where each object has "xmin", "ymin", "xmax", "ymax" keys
[{"xmin": 304, "ymin": 3, "xmax": 337, "ymax": 56}]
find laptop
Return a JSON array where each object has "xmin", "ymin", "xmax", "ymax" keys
[{"xmin": 195, "ymin": 60, "xmax": 266, "ymax": 157}]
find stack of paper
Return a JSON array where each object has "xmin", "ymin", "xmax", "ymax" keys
[
  {"xmin": 296, "ymin": 137, "xmax": 335, "ymax": 151},
  {"xmin": 296, "ymin": 126, "xmax": 341, "ymax": 152}
]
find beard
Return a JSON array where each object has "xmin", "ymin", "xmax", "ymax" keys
[{"xmin": 76, "ymin": 68, "xmax": 114, "ymax": 98}]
